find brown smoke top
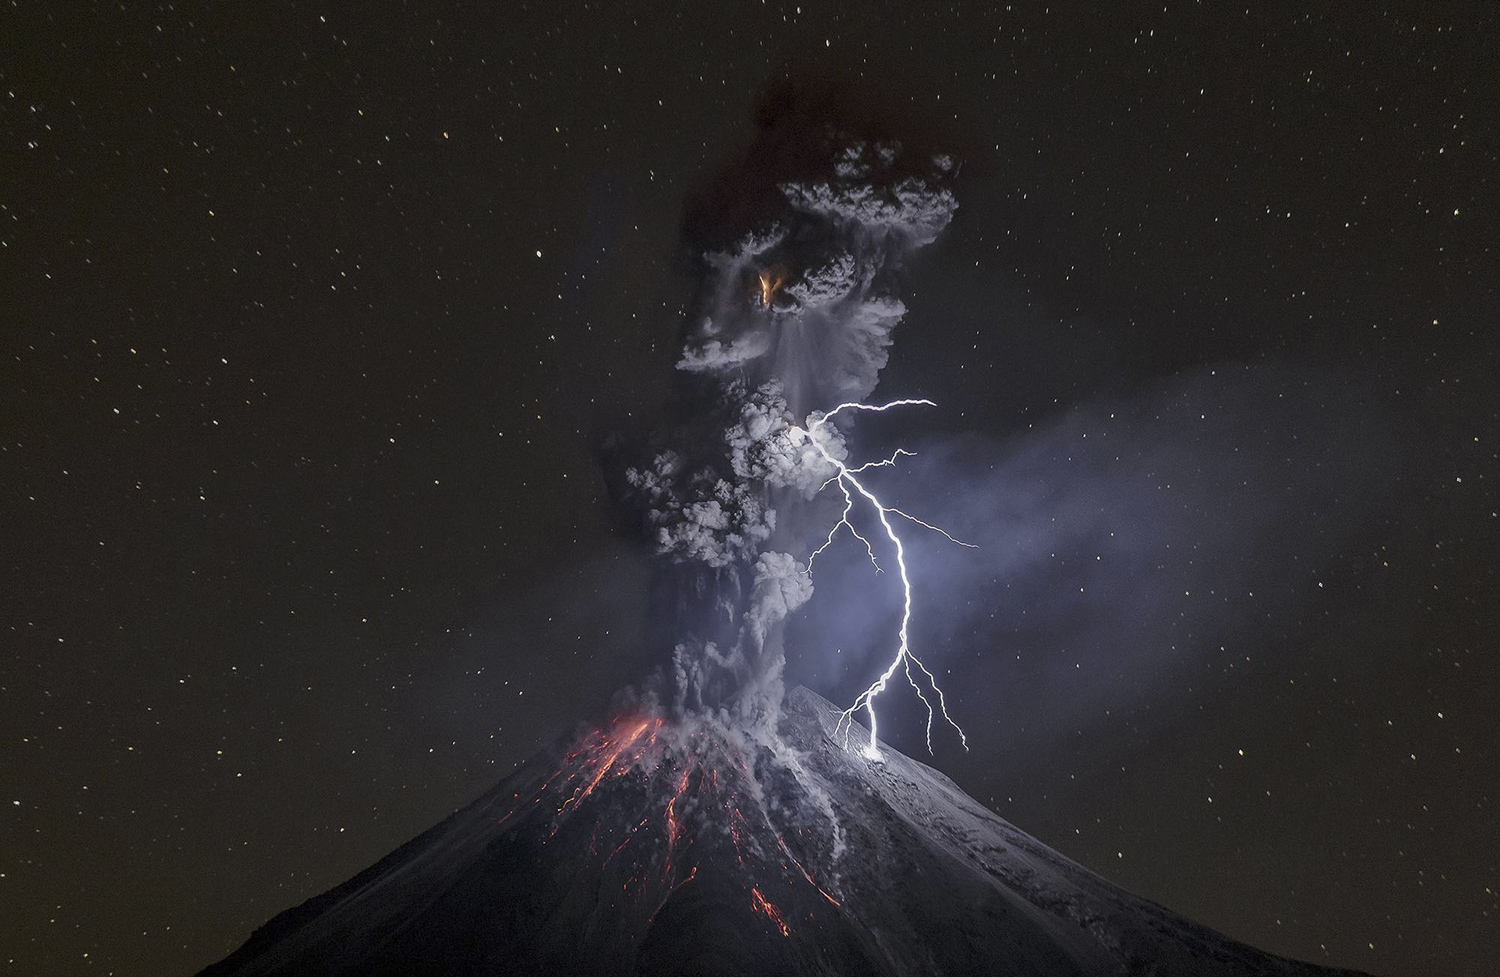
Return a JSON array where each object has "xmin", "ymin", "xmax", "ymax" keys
[{"xmin": 683, "ymin": 73, "xmax": 964, "ymax": 251}]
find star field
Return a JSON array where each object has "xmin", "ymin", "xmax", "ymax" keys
[{"xmin": 2, "ymin": 2, "xmax": 1495, "ymax": 975}]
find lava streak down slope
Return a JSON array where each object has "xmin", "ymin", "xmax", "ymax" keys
[{"xmin": 199, "ymin": 688, "xmax": 1371, "ymax": 977}]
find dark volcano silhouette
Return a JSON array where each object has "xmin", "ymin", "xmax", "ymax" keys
[{"xmin": 200, "ymin": 688, "xmax": 1369, "ymax": 977}]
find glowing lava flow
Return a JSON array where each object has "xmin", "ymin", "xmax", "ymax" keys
[
  {"xmin": 750, "ymin": 886, "xmax": 791, "ymax": 937},
  {"xmin": 792, "ymin": 399, "xmax": 976, "ymax": 760},
  {"xmin": 514, "ymin": 713, "xmax": 843, "ymax": 939},
  {"xmin": 556, "ymin": 717, "xmax": 660, "ymax": 819}
]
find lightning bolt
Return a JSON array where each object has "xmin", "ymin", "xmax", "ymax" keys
[{"xmin": 792, "ymin": 399, "xmax": 976, "ymax": 760}]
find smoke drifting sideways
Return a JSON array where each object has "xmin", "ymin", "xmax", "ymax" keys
[
  {"xmin": 787, "ymin": 363, "xmax": 1402, "ymax": 762},
  {"xmin": 616, "ymin": 88, "xmax": 959, "ymax": 738}
]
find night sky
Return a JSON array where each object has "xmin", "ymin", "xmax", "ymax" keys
[{"xmin": 4, "ymin": 2, "xmax": 1497, "ymax": 976}]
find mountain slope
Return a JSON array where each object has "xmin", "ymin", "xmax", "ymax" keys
[{"xmin": 200, "ymin": 687, "xmax": 1370, "ymax": 976}]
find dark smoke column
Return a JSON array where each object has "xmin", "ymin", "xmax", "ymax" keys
[{"xmin": 625, "ymin": 99, "xmax": 958, "ymax": 732}]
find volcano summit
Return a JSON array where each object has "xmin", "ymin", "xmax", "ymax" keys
[{"xmin": 200, "ymin": 687, "xmax": 1367, "ymax": 977}]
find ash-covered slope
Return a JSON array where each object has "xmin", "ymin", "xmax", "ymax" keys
[{"xmin": 200, "ymin": 688, "xmax": 1367, "ymax": 977}]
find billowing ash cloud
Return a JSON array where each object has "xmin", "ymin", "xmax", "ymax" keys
[
  {"xmin": 619, "ymin": 89, "xmax": 957, "ymax": 730},
  {"xmin": 676, "ymin": 141, "xmax": 955, "ymax": 415}
]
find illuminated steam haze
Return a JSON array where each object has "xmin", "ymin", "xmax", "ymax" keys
[{"xmin": 620, "ymin": 87, "xmax": 964, "ymax": 742}]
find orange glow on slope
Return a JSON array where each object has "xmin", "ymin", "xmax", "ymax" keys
[
  {"xmin": 557, "ymin": 717, "xmax": 658, "ymax": 817},
  {"xmin": 776, "ymin": 833, "xmax": 841, "ymax": 907},
  {"xmin": 662, "ymin": 765, "xmax": 694, "ymax": 878},
  {"xmin": 603, "ymin": 816, "xmax": 651, "ymax": 866},
  {"xmin": 750, "ymin": 887, "xmax": 791, "ymax": 937},
  {"xmin": 496, "ymin": 713, "xmax": 848, "ymax": 940}
]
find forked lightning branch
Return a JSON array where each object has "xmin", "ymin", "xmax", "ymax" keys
[{"xmin": 790, "ymin": 399, "xmax": 976, "ymax": 760}]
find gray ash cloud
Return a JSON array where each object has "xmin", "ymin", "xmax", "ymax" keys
[{"xmin": 617, "ymin": 88, "xmax": 957, "ymax": 729}]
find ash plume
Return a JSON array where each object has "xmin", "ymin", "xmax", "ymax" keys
[{"xmin": 620, "ymin": 85, "xmax": 958, "ymax": 731}]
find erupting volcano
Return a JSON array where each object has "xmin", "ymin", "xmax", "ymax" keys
[
  {"xmin": 200, "ymin": 690, "xmax": 1367, "ymax": 977},
  {"xmin": 200, "ymin": 84, "xmax": 1372, "ymax": 977}
]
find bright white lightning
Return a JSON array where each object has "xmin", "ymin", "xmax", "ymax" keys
[{"xmin": 791, "ymin": 399, "xmax": 976, "ymax": 760}]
